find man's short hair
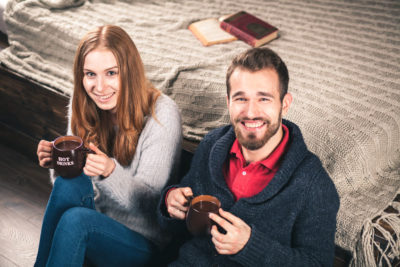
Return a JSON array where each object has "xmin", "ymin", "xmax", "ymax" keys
[{"xmin": 226, "ymin": 47, "xmax": 289, "ymax": 101}]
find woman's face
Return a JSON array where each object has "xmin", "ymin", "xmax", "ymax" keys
[{"xmin": 83, "ymin": 48, "xmax": 120, "ymax": 113}]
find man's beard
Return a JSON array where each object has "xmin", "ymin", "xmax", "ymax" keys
[{"xmin": 233, "ymin": 112, "xmax": 282, "ymax": 151}]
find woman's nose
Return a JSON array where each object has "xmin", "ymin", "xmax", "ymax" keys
[{"xmin": 95, "ymin": 76, "xmax": 105, "ymax": 92}]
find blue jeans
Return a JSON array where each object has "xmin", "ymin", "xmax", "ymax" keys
[{"xmin": 34, "ymin": 174, "xmax": 157, "ymax": 267}]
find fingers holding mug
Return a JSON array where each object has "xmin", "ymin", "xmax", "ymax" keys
[
  {"xmin": 166, "ymin": 187, "xmax": 193, "ymax": 219},
  {"xmin": 37, "ymin": 140, "xmax": 53, "ymax": 168},
  {"xmin": 167, "ymin": 205, "xmax": 187, "ymax": 220}
]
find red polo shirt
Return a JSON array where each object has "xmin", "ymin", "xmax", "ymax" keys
[{"xmin": 223, "ymin": 125, "xmax": 289, "ymax": 201}]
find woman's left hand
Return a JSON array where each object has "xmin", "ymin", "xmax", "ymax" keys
[{"xmin": 83, "ymin": 143, "xmax": 116, "ymax": 178}]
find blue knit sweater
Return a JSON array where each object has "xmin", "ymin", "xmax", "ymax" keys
[{"xmin": 158, "ymin": 120, "xmax": 339, "ymax": 266}]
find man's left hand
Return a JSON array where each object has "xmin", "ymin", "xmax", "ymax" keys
[{"xmin": 209, "ymin": 208, "xmax": 251, "ymax": 255}]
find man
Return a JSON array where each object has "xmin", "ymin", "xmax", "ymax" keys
[{"xmin": 157, "ymin": 47, "xmax": 339, "ymax": 266}]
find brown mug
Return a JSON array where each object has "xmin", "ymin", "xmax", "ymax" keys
[
  {"xmin": 52, "ymin": 135, "xmax": 91, "ymax": 178},
  {"xmin": 186, "ymin": 195, "xmax": 221, "ymax": 236}
]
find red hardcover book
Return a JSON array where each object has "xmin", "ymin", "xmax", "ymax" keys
[{"xmin": 220, "ymin": 11, "xmax": 279, "ymax": 47}]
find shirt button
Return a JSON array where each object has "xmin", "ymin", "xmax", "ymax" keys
[{"xmin": 242, "ymin": 171, "xmax": 246, "ymax": 175}]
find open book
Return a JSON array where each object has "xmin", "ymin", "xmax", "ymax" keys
[{"xmin": 188, "ymin": 17, "xmax": 237, "ymax": 46}]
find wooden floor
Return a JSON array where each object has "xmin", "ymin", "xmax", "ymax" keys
[
  {"xmin": 0, "ymin": 29, "xmax": 49, "ymax": 267},
  {"xmin": 0, "ymin": 142, "xmax": 51, "ymax": 267}
]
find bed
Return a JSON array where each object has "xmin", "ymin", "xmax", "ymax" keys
[{"xmin": 1, "ymin": 0, "xmax": 399, "ymax": 265}]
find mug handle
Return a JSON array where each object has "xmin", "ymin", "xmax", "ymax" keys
[
  {"xmin": 82, "ymin": 147, "xmax": 95, "ymax": 154},
  {"xmin": 185, "ymin": 195, "xmax": 194, "ymax": 207},
  {"xmin": 81, "ymin": 147, "xmax": 95, "ymax": 168}
]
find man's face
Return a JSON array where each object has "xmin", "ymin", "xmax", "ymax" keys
[{"xmin": 227, "ymin": 68, "xmax": 289, "ymax": 151}]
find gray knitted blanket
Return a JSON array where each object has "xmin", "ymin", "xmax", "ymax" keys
[{"xmin": 1, "ymin": 0, "xmax": 399, "ymax": 265}]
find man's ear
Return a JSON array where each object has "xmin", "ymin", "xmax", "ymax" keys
[
  {"xmin": 226, "ymin": 95, "xmax": 230, "ymax": 109},
  {"xmin": 282, "ymin": 92, "xmax": 293, "ymax": 116}
]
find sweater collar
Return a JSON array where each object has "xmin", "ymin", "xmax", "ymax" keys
[
  {"xmin": 208, "ymin": 126, "xmax": 236, "ymax": 196},
  {"xmin": 229, "ymin": 124, "xmax": 289, "ymax": 171}
]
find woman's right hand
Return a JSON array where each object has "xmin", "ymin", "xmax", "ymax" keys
[
  {"xmin": 37, "ymin": 140, "xmax": 53, "ymax": 168},
  {"xmin": 166, "ymin": 187, "xmax": 193, "ymax": 220}
]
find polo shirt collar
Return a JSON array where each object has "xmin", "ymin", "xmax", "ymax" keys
[{"xmin": 229, "ymin": 124, "xmax": 289, "ymax": 171}]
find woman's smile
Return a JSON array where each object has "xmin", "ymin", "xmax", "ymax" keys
[{"xmin": 94, "ymin": 92, "xmax": 116, "ymax": 103}]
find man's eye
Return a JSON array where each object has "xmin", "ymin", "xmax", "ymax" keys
[
  {"xmin": 235, "ymin": 98, "xmax": 246, "ymax": 102},
  {"xmin": 260, "ymin": 98, "xmax": 270, "ymax": 102}
]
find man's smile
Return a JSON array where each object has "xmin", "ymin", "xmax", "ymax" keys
[{"xmin": 242, "ymin": 121, "xmax": 265, "ymax": 130}]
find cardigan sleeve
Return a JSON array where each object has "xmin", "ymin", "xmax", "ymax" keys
[
  {"xmin": 95, "ymin": 95, "xmax": 182, "ymax": 209},
  {"xmin": 156, "ymin": 130, "xmax": 215, "ymax": 233},
  {"xmin": 229, "ymin": 168, "xmax": 340, "ymax": 267}
]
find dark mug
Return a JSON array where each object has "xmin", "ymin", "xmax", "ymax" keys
[
  {"xmin": 186, "ymin": 195, "xmax": 221, "ymax": 236},
  {"xmin": 52, "ymin": 135, "xmax": 91, "ymax": 178}
]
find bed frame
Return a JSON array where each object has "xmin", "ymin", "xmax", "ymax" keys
[{"xmin": 0, "ymin": 64, "xmax": 68, "ymax": 159}]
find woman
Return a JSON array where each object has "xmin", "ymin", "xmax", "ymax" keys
[{"xmin": 35, "ymin": 25, "xmax": 182, "ymax": 266}]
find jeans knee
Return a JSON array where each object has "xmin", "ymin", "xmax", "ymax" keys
[
  {"xmin": 49, "ymin": 207, "xmax": 94, "ymax": 265},
  {"xmin": 52, "ymin": 175, "xmax": 93, "ymax": 205},
  {"xmin": 53, "ymin": 176, "xmax": 80, "ymax": 195},
  {"xmin": 57, "ymin": 207, "xmax": 94, "ymax": 235}
]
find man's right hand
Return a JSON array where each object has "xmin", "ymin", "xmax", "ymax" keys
[
  {"xmin": 37, "ymin": 140, "xmax": 53, "ymax": 168},
  {"xmin": 166, "ymin": 187, "xmax": 193, "ymax": 220}
]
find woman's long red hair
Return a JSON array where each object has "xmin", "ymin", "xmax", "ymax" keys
[{"xmin": 71, "ymin": 25, "xmax": 160, "ymax": 166}]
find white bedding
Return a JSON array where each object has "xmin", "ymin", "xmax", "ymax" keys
[{"xmin": 0, "ymin": 0, "xmax": 7, "ymax": 33}]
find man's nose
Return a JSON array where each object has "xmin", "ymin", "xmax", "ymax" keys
[{"xmin": 246, "ymin": 100, "xmax": 259, "ymax": 118}]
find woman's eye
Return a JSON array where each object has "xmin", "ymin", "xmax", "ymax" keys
[
  {"xmin": 85, "ymin": 72, "xmax": 95, "ymax": 77},
  {"xmin": 107, "ymin": 70, "xmax": 118, "ymax": 76}
]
